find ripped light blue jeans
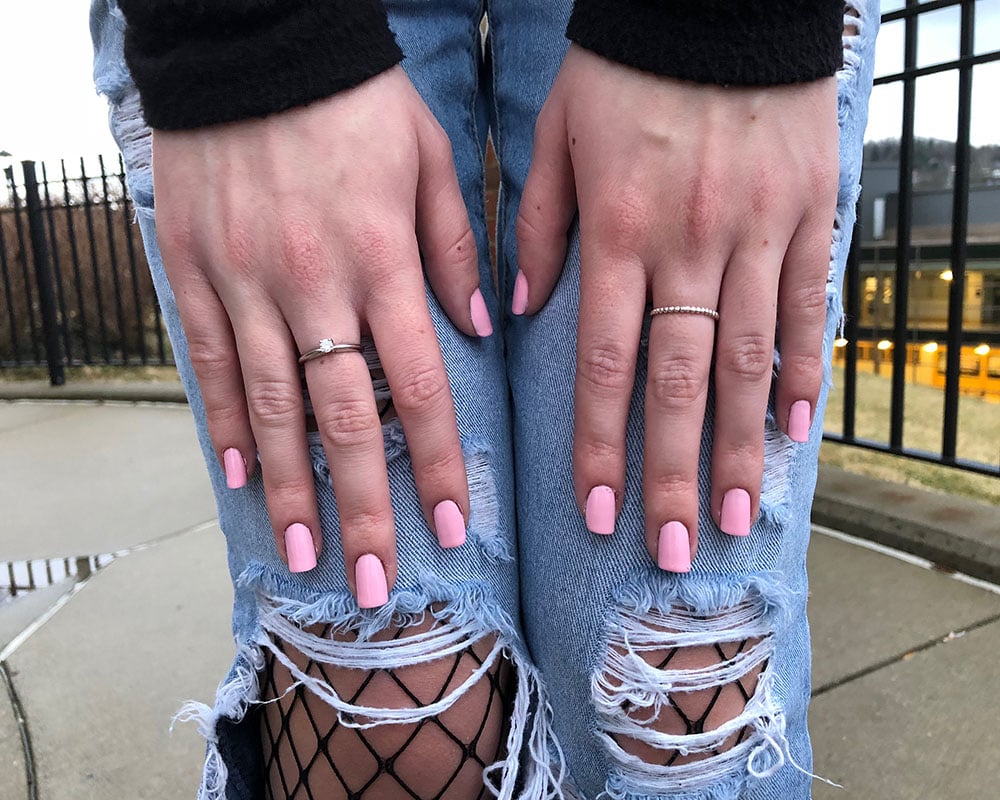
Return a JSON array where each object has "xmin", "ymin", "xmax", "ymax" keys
[{"xmin": 91, "ymin": 2, "xmax": 878, "ymax": 798}]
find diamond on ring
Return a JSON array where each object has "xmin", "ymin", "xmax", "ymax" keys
[{"xmin": 298, "ymin": 339, "xmax": 364, "ymax": 364}]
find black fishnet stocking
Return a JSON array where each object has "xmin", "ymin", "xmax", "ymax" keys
[
  {"xmin": 615, "ymin": 637, "xmax": 766, "ymax": 768},
  {"xmin": 260, "ymin": 620, "xmax": 514, "ymax": 800}
]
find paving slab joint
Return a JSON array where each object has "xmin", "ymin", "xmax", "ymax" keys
[{"xmin": 1, "ymin": 661, "xmax": 37, "ymax": 800}]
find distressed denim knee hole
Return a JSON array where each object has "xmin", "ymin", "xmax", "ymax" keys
[
  {"xmin": 593, "ymin": 590, "xmax": 790, "ymax": 800},
  {"xmin": 259, "ymin": 603, "xmax": 514, "ymax": 799}
]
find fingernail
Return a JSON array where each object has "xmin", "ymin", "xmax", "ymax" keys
[
  {"xmin": 433, "ymin": 500, "xmax": 467, "ymax": 548},
  {"xmin": 469, "ymin": 288, "xmax": 493, "ymax": 337},
  {"xmin": 284, "ymin": 523, "xmax": 317, "ymax": 573},
  {"xmin": 223, "ymin": 447, "xmax": 247, "ymax": 489},
  {"xmin": 720, "ymin": 489, "xmax": 752, "ymax": 537},
  {"xmin": 658, "ymin": 521, "xmax": 691, "ymax": 572},
  {"xmin": 788, "ymin": 400, "xmax": 812, "ymax": 443},
  {"xmin": 355, "ymin": 554, "xmax": 389, "ymax": 609},
  {"xmin": 585, "ymin": 485, "xmax": 616, "ymax": 535},
  {"xmin": 512, "ymin": 271, "xmax": 528, "ymax": 315}
]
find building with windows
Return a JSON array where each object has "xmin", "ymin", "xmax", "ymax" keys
[{"xmin": 838, "ymin": 156, "xmax": 1000, "ymax": 398}]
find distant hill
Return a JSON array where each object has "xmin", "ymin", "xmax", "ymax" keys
[{"xmin": 864, "ymin": 138, "xmax": 1000, "ymax": 191}]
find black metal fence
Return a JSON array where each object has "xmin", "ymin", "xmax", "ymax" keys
[
  {"xmin": 0, "ymin": 156, "xmax": 170, "ymax": 382},
  {"xmin": 826, "ymin": 0, "xmax": 1000, "ymax": 477}
]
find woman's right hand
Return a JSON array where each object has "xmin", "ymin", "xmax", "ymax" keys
[{"xmin": 152, "ymin": 66, "xmax": 486, "ymax": 605}]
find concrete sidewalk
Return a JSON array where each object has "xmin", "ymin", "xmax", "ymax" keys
[{"xmin": 1, "ymin": 399, "xmax": 998, "ymax": 800}]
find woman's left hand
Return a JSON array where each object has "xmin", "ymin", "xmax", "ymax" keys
[{"xmin": 515, "ymin": 44, "xmax": 838, "ymax": 569}]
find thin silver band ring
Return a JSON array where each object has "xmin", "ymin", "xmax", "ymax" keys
[
  {"xmin": 297, "ymin": 339, "xmax": 364, "ymax": 364},
  {"xmin": 650, "ymin": 305, "xmax": 720, "ymax": 322}
]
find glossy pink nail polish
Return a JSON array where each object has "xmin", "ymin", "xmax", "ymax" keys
[
  {"xmin": 512, "ymin": 271, "xmax": 529, "ymax": 315},
  {"xmin": 356, "ymin": 554, "xmax": 389, "ymax": 609},
  {"xmin": 788, "ymin": 400, "xmax": 811, "ymax": 443},
  {"xmin": 470, "ymin": 288, "xmax": 493, "ymax": 337},
  {"xmin": 658, "ymin": 521, "xmax": 691, "ymax": 572},
  {"xmin": 720, "ymin": 489, "xmax": 752, "ymax": 537},
  {"xmin": 433, "ymin": 500, "xmax": 467, "ymax": 548},
  {"xmin": 585, "ymin": 486, "xmax": 616, "ymax": 535},
  {"xmin": 223, "ymin": 448, "xmax": 247, "ymax": 489},
  {"xmin": 284, "ymin": 523, "xmax": 317, "ymax": 573}
]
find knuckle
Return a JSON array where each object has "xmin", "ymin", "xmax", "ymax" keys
[
  {"xmin": 220, "ymin": 222, "xmax": 257, "ymax": 274},
  {"xmin": 648, "ymin": 353, "xmax": 706, "ymax": 407},
  {"xmin": 788, "ymin": 282, "xmax": 828, "ymax": 319},
  {"xmin": 781, "ymin": 351, "xmax": 824, "ymax": 385},
  {"xmin": 186, "ymin": 334, "xmax": 231, "ymax": 376},
  {"xmin": 716, "ymin": 439, "xmax": 763, "ymax": 465},
  {"xmin": 595, "ymin": 188, "xmax": 652, "ymax": 246},
  {"xmin": 265, "ymin": 473, "xmax": 312, "ymax": 499},
  {"xmin": 279, "ymin": 220, "xmax": 327, "ymax": 285},
  {"xmin": 414, "ymin": 445, "xmax": 465, "ymax": 488},
  {"xmin": 576, "ymin": 436, "xmax": 621, "ymax": 467},
  {"xmin": 578, "ymin": 342, "xmax": 634, "ymax": 395},
  {"xmin": 719, "ymin": 333, "xmax": 774, "ymax": 383},
  {"xmin": 391, "ymin": 362, "xmax": 451, "ymax": 414},
  {"xmin": 647, "ymin": 471, "xmax": 698, "ymax": 498},
  {"xmin": 246, "ymin": 380, "xmax": 301, "ymax": 428},
  {"xmin": 349, "ymin": 222, "xmax": 399, "ymax": 269},
  {"xmin": 682, "ymin": 174, "xmax": 723, "ymax": 246},
  {"xmin": 318, "ymin": 398, "xmax": 379, "ymax": 447},
  {"xmin": 342, "ymin": 506, "xmax": 395, "ymax": 539}
]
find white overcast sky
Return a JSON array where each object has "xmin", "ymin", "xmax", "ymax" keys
[{"xmin": 0, "ymin": 1, "xmax": 998, "ymax": 170}]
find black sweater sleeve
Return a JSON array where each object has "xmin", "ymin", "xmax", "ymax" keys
[
  {"xmin": 117, "ymin": 0, "xmax": 403, "ymax": 130},
  {"xmin": 567, "ymin": 0, "xmax": 844, "ymax": 86}
]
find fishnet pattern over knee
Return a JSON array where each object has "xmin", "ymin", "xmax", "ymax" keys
[
  {"xmin": 260, "ymin": 622, "xmax": 513, "ymax": 800},
  {"xmin": 615, "ymin": 637, "xmax": 766, "ymax": 768}
]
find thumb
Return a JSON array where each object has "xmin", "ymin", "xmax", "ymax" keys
[
  {"xmin": 415, "ymin": 121, "xmax": 487, "ymax": 338},
  {"xmin": 514, "ymin": 101, "xmax": 577, "ymax": 316}
]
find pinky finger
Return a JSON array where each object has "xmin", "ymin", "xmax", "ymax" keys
[
  {"xmin": 173, "ymin": 266, "xmax": 257, "ymax": 489},
  {"xmin": 775, "ymin": 213, "xmax": 831, "ymax": 444}
]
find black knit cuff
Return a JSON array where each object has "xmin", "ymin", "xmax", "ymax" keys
[
  {"xmin": 119, "ymin": 0, "xmax": 403, "ymax": 130},
  {"xmin": 567, "ymin": 0, "xmax": 843, "ymax": 86}
]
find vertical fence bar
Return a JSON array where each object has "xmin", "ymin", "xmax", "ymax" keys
[
  {"xmin": 117, "ymin": 159, "xmax": 148, "ymax": 364},
  {"xmin": 889, "ymin": 1, "xmax": 918, "ymax": 451},
  {"xmin": 41, "ymin": 162, "xmax": 73, "ymax": 364},
  {"xmin": 6, "ymin": 562, "xmax": 16, "ymax": 598},
  {"xmin": 0, "ymin": 212, "xmax": 22, "ymax": 365},
  {"xmin": 22, "ymin": 162, "xmax": 65, "ymax": 385},
  {"xmin": 62, "ymin": 159, "xmax": 91, "ymax": 364},
  {"xmin": 843, "ymin": 204, "xmax": 862, "ymax": 441},
  {"xmin": 99, "ymin": 154, "xmax": 129, "ymax": 364},
  {"xmin": 80, "ymin": 158, "xmax": 111, "ymax": 363},
  {"xmin": 942, "ymin": 1, "xmax": 975, "ymax": 463},
  {"xmin": 6, "ymin": 166, "xmax": 42, "ymax": 363}
]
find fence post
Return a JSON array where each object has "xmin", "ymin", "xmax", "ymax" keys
[{"xmin": 21, "ymin": 160, "xmax": 65, "ymax": 386}]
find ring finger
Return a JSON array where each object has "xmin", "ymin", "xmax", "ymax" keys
[{"xmin": 296, "ymin": 311, "xmax": 397, "ymax": 610}]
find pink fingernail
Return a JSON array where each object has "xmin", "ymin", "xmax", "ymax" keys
[
  {"xmin": 585, "ymin": 485, "xmax": 616, "ymax": 535},
  {"xmin": 658, "ymin": 521, "xmax": 691, "ymax": 572},
  {"xmin": 470, "ymin": 288, "xmax": 493, "ymax": 337},
  {"xmin": 788, "ymin": 400, "xmax": 811, "ymax": 443},
  {"xmin": 433, "ymin": 500, "xmax": 467, "ymax": 548},
  {"xmin": 720, "ymin": 489, "xmax": 752, "ymax": 537},
  {"xmin": 355, "ymin": 554, "xmax": 389, "ymax": 609},
  {"xmin": 512, "ymin": 271, "xmax": 529, "ymax": 315},
  {"xmin": 284, "ymin": 523, "xmax": 317, "ymax": 573},
  {"xmin": 223, "ymin": 448, "xmax": 247, "ymax": 489}
]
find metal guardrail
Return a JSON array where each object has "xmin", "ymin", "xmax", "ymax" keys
[
  {"xmin": 828, "ymin": 0, "xmax": 1000, "ymax": 477},
  {"xmin": 0, "ymin": 157, "xmax": 171, "ymax": 381}
]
